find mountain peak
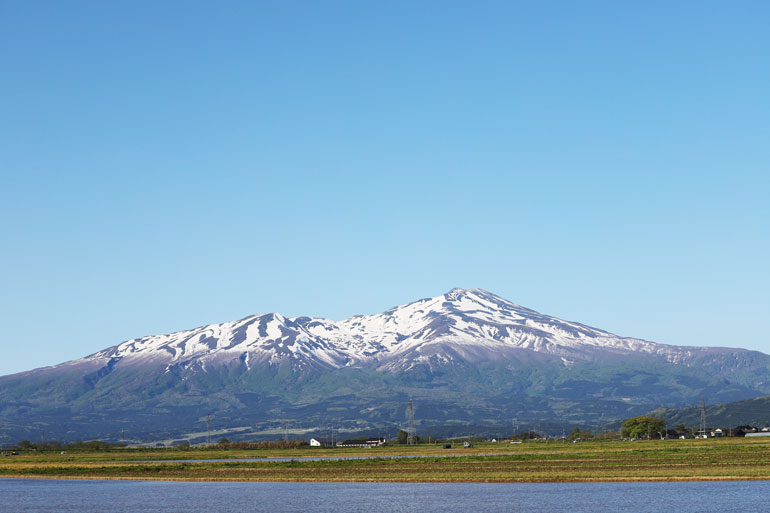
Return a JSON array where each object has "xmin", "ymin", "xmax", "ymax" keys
[
  {"xmin": 444, "ymin": 287, "xmax": 467, "ymax": 300},
  {"xmin": 443, "ymin": 287, "xmax": 494, "ymax": 301}
]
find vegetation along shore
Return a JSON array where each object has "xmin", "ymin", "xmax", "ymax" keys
[{"xmin": 3, "ymin": 438, "xmax": 770, "ymax": 483}]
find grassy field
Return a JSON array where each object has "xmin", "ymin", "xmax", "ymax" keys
[{"xmin": 3, "ymin": 438, "xmax": 770, "ymax": 482}]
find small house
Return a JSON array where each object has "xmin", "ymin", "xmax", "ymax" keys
[{"xmin": 309, "ymin": 437, "xmax": 335, "ymax": 447}]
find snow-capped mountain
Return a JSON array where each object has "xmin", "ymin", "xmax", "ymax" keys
[
  {"xmin": 2, "ymin": 288, "xmax": 769, "ymax": 444},
  {"xmin": 91, "ymin": 288, "xmax": 705, "ymax": 372}
]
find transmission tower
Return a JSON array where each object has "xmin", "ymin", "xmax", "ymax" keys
[
  {"xmin": 284, "ymin": 421, "xmax": 289, "ymax": 443},
  {"xmin": 407, "ymin": 398, "xmax": 417, "ymax": 445},
  {"xmin": 699, "ymin": 396, "xmax": 707, "ymax": 438}
]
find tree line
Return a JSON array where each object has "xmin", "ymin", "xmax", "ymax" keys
[{"xmin": 8, "ymin": 440, "xmax": 127, "ymax": 452}]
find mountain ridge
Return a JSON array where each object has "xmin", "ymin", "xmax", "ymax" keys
[
  {"xmin": 1, "ymin": 288, "xmax": 769, "ymax": 444},
  {"xmin": 77, "ymin": 288, "xmax": 743, "ymax": 373}
]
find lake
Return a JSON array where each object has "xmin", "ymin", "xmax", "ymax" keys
[{"xmin": 2, "ymin": 479, "xmax": 768, "ymax": 512}]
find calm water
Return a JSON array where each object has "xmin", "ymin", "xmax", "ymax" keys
[{"xmin": 2, "ymin": 479, "xmax": 769, "ymax": 512}]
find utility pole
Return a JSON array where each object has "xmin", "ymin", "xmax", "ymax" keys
[
  {"xmin": 121, "ymin": 428, "xmax": 125, "ymax": 442},
  {"xmin": 699, "ymin": 396, "xmax": 707, "ymax": 439},
  {"xmin": 407, "ymin": 398, "xmax": 417, "ymax": 445},
  {"xmin": 206, "ymin": 413, "xmax": 211, "ymax": 446},
  {"xmin": 40, "ymin": 428, "xmax": 45, "ymax": 447},
  {"xmin": 284, "ymin": 421, "xmax": 289, "ymax": 443}
]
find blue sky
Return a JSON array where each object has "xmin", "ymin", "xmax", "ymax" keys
[{"xmin": 1, "ymin": 1, "xmax": 768, "ymax": 376}]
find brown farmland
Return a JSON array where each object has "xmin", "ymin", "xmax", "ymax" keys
[{"xmin": 3, "ymin": 438, "xmax": 770, "ymax": 482}]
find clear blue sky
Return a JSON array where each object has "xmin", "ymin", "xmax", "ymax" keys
[{"xmin": 1, "ymin": 1, "xmax": 768, "ymax": 376}]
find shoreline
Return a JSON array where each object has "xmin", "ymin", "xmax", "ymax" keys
[{"xmin": 3, "ymin": 474, "xmax": 770, "ymax": 483}]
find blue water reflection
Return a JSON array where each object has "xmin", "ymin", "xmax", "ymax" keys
[{"xmin": 2, "ymin": 479, "xmax": 768, "ymax": 513}]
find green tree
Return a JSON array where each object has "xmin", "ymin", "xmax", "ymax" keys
[
  {"xmin": 621, "ymin": 416, "xmax": 666, "ymax": 439},
  {"xmin": 396, "ymin": 430, "xmax": 408, "ymax": 444},
  {"xmin": 567, "ymin": 427, "xmax": 594, "ymax": 441}
]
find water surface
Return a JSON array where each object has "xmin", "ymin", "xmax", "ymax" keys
[{"xmin": 2, "ymin": 479, "xmax": 769, "ymax": 512}]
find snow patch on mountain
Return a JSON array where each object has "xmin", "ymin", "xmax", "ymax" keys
[{"xmin": 89, "ymin": 288, "xmax": 713, "ymax": 370}]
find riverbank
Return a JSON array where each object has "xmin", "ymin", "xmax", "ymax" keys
[{"xmin": 3, "ymin": 438, "xmax": 770, "ymax": 482}]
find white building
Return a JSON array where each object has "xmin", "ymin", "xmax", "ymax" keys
[{"xmin": 309, "ymin": 437, "xmax": 335, "ymax": 447}]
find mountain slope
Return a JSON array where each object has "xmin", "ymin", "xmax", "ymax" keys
[
  {"xmin": 1, "ymin": 288, "xmax": 769, "ymax": 444},
  {"xmin": 649, "ymin": 395, "xmax": 770, "ymax": 429}
]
